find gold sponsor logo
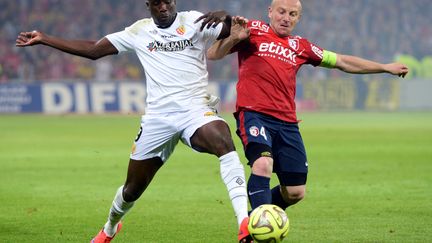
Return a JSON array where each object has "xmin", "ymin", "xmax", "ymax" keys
[{"xmin": 204, "ymin": 111, "xmax": 216, "ymax": 117}]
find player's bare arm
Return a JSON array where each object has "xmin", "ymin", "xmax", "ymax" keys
[
  {"xmin": 15, "ymin": 30, "xmax": 118, "ymax": 60},
  {"xmin": 334, "ymin": 53, "xmax": 409, "ymax": 78},
  {"xmin": 207, "ymin": 16, "xmax": 250, "ymax": 60}
]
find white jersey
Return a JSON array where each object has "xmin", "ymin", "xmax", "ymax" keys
[{"xmin": 106, "ymin": 11, "xmax": 222, "ymax": 113}]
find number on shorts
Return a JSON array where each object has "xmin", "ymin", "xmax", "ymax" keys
[{"xmin": 260, "ymin": 126, "xmax": 268, "ymax": 140}]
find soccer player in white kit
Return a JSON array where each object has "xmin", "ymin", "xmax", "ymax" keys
[{"xmin": 16, "ymin": 1, "xmax": 252, "ymax": 242}]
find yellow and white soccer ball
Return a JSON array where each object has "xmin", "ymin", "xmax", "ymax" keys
[{"xmin": 248, "ymin": 204, "xmax": 290, "ymax": 243}]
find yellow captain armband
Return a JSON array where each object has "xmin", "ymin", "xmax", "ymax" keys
[{"xmin": 320, "ymin": 50, "xmax": 337, "ymax": 68}]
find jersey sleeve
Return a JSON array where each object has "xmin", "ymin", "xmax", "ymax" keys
[
  {"xmin": 302, "ymin": 39, "xmax": 325, "ymax": 67},
  {"xmin": 105, "ymin": 20, "xmax": 144, "ymax": 52},
  {"xmin": 190, "ymin": 11, "xmax": 223, "ymax": 46}
]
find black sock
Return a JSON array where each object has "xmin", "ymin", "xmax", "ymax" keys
[
  {"xmin": 247, "ymin": 174, "xmax": 271, "ymax": 210},
  {"xmin": 271, "ymin": 185, "xmax": 289, "ymax": 210}
]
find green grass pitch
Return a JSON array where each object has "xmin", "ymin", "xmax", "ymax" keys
[{"xmin": 1, "ymin": 112, "xmax": 431, "ymax": 242}]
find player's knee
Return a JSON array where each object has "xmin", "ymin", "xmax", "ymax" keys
[
  {"xmin": 216, "ymin": 135, "xmax": 235, "ymax": 152},
  {"xmin": 251, "ymin": 157, "xmax": 273, "ymax": 177},
  {"xmin": 194, "ymin": 131, "xmax": 235, "ymax": 156},
  {"xmin": 289, "ymin": 190, "xmax": 305, "ymax": 202},
  {"xmin": 281, "ymin": 186, "xmax": 305, "ymax": 203},
  {"xmin": 208, "ymin": 134, "xmax": 235, "ymax": 156},
  {"xmin": 191, "ymin": 121, "xmax": 235, "ymax": 156},
  {"xmin": 122, "ymin": 185, "xmax": 144, "ymax": 202},
  {"xmin": 246, "ymin": 143, "xmax": 273, "ymax": 174}
]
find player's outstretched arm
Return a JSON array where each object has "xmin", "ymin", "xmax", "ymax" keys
[
  {"xmin": 207, "ymin": 16, "xmax": 250, "ymax": 60},
  {"xmin": 15, "ymin": 30, "xmax": 118, "ymax": 60},
  {"xmin": 334, "ymin": 53, "xmax": 409, "ymax": 78}
]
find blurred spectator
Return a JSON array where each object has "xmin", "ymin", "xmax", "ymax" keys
[{"xmin": 1, "ymin": 0, "xmax": 431, "ymax": 82}]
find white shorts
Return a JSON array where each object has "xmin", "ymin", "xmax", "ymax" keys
[{"xmin": 130, "ymin": 106, "xmax": 225, "ymax": 162}]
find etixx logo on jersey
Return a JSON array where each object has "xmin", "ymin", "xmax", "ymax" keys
[{"xmin": 258, "ymin": 42, "xmax": 298, "ymax": 64}]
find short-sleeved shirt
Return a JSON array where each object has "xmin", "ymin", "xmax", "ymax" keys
[
  {"xmin": 232, "ymin": 20, "xmax": 324, "ymax": 123},
  {"xmin": 106, "ymin": 11, "xmax": 222, "ymax": 113}
]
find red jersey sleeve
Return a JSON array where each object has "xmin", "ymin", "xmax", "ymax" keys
[{"xmin": 299, "ymin": 38, "xmax": 325, "ymax": 67}]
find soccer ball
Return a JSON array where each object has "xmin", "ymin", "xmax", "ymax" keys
[{"xmin": 248, "ymin": 204, "xmax": 290, "ymax": 243}]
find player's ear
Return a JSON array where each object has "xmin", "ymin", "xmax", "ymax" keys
[{"xmin": 146, "ymin": 1, "xmax": 150, "ymax": 9}]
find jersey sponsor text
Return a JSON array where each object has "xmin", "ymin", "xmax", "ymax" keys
[
  {"xmin": 147, "ymin": 39, "xmax": 193, "ymax": 52},
  {"xmin": 258, "ymin": 42, "xmax": 298, "ymax": 64}
]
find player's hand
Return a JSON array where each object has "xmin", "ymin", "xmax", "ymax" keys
[
  {"xmin": 385, "ymin": 63, "xmax": 409, "ymax": 78},
  {"xmin": 16, "ymin": 30, "xmax": 44, "ymax": 47},
  {"xmin": 231, "ymin": 16, "xmax": 250, "ymax": 41},
  {"xmin": 195, "ymin": 11, "xmax": 229, "ymax": 31}
]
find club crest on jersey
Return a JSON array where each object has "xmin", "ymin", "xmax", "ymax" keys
[
  {"xmin": 147, "ymin": 39, "xmax": 193, "ymax": 52},
  {"xmin": 288, "ymin": 38, "xmax": 299, "ymax": 51},
  {"xmin": 249, "ymin": 126, "xmax": 260, "ymax": 137},
  {"xmin": 176, "ymin": 25, "xmax": 185, "ymax": 35}
]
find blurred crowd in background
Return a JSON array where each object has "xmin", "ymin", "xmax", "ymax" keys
[{"xmin": 1, "ymin": 0, "xmax": 431, "ymax": 83}]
